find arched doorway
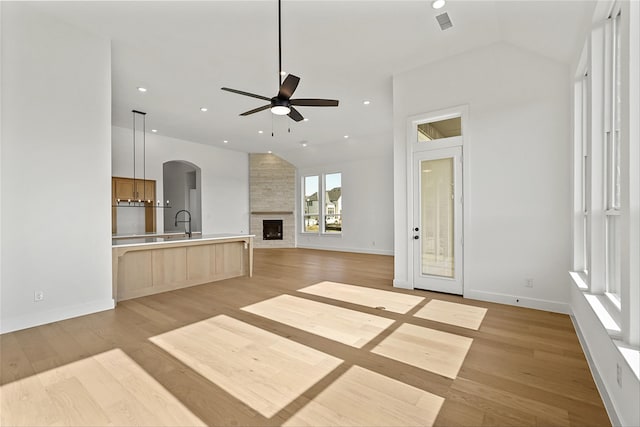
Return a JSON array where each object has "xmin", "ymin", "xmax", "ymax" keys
[{"xmin": 163, "ymin": 161, "xmax": 202, "ymax": 233}]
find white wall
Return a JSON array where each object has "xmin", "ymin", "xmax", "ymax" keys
[
  {"xmin": 112, "ymin": 126, "xmax": 249, "ymax": 235},
  {"xmin": 393, "ymin": 42, "xmax": 572, "ymax": 312},
  {"xmin": 297, "ymin": 152, "xmax": 394, "ymax": 255},
  {"xmin": 1, "ymin": 3, "xmax": 113, "ymax": 333}
]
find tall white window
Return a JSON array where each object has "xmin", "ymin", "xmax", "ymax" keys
[
  {"xmin": 324, "ymin": 173, "xmax": 342, "ymax": 234},
  {"xmin": 303, "ymin": 176, "xmax": 319, "ymax": 233},
  {"xmin": 301, "ymin": 172, "xmax": 342, "ymax": 234},
  {"xmin": 604, "ymin": 10, "xmax": 622, "ymax": 301},
  {"xmin": 575, "ymin": 70, "xmax": 591, "ymax": 279},
  {"xmin": 572, "ymin": 1, "xmax": 639, "ymax": 346}
]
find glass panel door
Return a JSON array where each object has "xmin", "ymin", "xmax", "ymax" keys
[
  {"xmin": 413, "ymin": 147, "xmax": 463, "ymax": 294},
  {"xmin": 420, "ymin": 157, "xmax": 454, "ymax": 278}
]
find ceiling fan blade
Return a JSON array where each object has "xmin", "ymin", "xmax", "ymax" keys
[
  {"xmin": 240, "ymin": 104, "xmax": 272, "ymax": 116},
  {"xmin": 278, "ymin": 74, "xmax": 300, "ymax": 100},
  {"xmin": 290, "ymin": 98, "xmax": 339, "ymax": 107},
  {"xmin": 221, "ymin": 87, "xmax": 271, "ymax": 101},
  {"xmin": 288, "ymin": 106, "xmax": 304, "ymax": 122}
]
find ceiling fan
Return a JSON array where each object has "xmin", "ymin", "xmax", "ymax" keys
[{"xmin": 221, "ymin": 0, "xmax": 339, "ymax": 122}]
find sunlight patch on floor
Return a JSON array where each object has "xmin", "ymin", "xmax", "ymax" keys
[
  {"xmin": 372, "ymin": 323, "xmax": 473, "ymax": 379},
  {"xmin": 414, "ymin": 299, "xmax": 487, "ymax": 330},
  {"xmin": 0, "ymin": 348, "xmax": 205, "ymax": 427},
  {"xmin": 149, "ymin": 315, "xmax": 342, "ymax": 418},
  {"xmin": 298, "ymin": 281, "xmax": 424, "ymax": 314},
  {"xmin": 242, "ymin": 294, "xmax": 395, "ymax": 348},
  {"xmin": 283, "ymin": 365, "xmax": 444, "ymax": 427}
]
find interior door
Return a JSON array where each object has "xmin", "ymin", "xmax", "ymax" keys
[{"xmin": 413, "ymin": 147, "xmax": 463, "ymax": 294}]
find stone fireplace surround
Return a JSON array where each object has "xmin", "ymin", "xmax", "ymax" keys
[{"xmin": 249, "ymin": 154, "xmax": 296, "ymax": 249}]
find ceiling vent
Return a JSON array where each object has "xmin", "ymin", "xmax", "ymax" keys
[{"xmin": 436, "ymin": 12, "xmax": 453, "ymax": 31}]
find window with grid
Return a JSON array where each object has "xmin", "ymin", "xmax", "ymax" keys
[{"xmin": 302, "ymin": 172, "xmax": 342, "ymax": 234}]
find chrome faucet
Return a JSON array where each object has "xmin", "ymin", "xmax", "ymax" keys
[{"xmin": 174, "ymin": 209, "xmax": 192, "ymax": 238}]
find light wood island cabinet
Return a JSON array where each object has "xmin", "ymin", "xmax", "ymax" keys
[{"xmin": 112, "ymin": 234, "xmax": 253, "ymax": 302}]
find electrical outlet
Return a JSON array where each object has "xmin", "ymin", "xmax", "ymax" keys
[
  {"xmin": 616, "ymin": 363, "xmax": 622, "ymax": 387},
  {"xmin": 34, "ymin": 291, "xmax": 44, "ymax": 302},
  {"xmin": 525, "ymin": 278, "xmax": 534, "ymax": 288}
]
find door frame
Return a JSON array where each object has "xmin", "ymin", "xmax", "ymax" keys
[{"xmin": 406, "ymin": 105, "xmax": 469, "ymax": 294}]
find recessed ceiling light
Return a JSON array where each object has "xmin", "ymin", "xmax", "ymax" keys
[
  {"xmin": 258, "ymin": 130, "xmax": 264, "ymax": 134},
  {"xmin": 267, "ymin": 150, "xmax": 273, "ymax": 154},
  {"xmin": 137, "ymin": 87, "xmax": 147, "ymax": 92},
  {"xmin": 279, "ymin": 70, "xmax": 287, "ymax": 76},
  {"xmin": 301, "ymin": 142, "xmax": 308, "ymax": 147},
  {"xmin": 303, "ymin": 118, "xmax": 309, "ymax": 122},
  {"xmin": 363, "ymin": 100, "xmax": 371, "ymax": 105},
  {"xmin": 432, "ymin": 0, "xmax": 445, "ymax": 9},
  {"xmin": 200, "ymin": 107, "xmax": 208, "ymax": 112},
  {"xmin": 344, "ymin": 135, "xmax": 349, "ymax": 139},
  {"xmin": 151, "ymin": 129, "xmax": 158, "ymax": 133},
  {"xmin": 223, "ymin": 140, "xmax": 228, "ymax": 144}
]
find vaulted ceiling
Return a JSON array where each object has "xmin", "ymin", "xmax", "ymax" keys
[{"xmin": 30, "ymin": 1, "xmax": 596, "ymax": 167}]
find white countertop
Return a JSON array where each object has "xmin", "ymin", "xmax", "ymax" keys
[
  {"xmin": 112, "ymin": 233, "xmax": 255, "ymax": 248},
  {"xmin": 112, "ymin": 231, "xmax": 202, "ymax": 240}
]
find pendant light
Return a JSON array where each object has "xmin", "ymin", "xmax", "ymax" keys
[{"xmin": 113, "ymin": 110, "xmax": 171, "ymax": 208}]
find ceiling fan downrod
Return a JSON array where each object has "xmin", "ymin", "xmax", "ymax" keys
[
  {"xmin": 220, "ymin": 0, "xmax": 339, "ymax": 122},
  {"xmin": 278, "ymin": 0, "xmax": 283, "ymax": 86}
]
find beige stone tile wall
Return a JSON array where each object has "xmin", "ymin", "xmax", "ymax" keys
[{"xmin": 249, "ymin": 154, "xmax": 296, "ymax": 248}]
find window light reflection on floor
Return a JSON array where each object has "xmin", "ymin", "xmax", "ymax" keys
[
  {"xmin": 372, "ymin": 323, "xmax": 473, "ymax": 379},
  {"xmin": 298, "ymin": 281, "xmax": 424, "ymax": 314},
  {"xmin": 241, "ymin": 294, "xmax": 395, "ymax": 348},
  {"xmin": 149, "ymin": 314, "xmax": 343, "ymax": 418},
  {"xmin": 283, "ymin": 365, "xmax": 445, "ymax": 427},
  {"xmin": 0, "ymin": 348, "xmax": 205, "ymax": 427},
  {"xmin": 414, "ymin": 299, "xmax": 487, "ymax": 330}
]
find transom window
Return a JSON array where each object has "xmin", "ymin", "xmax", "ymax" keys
[{"xmin": 417, "ymin": 117, "xmax": 462, "ymax": 142}]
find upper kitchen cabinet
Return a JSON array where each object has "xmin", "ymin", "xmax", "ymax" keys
[
  {"xmin": 112, "ymin": 177, "xmax": 157, "ymax": 234},
  {"xmin": 113, "ymin": 177, "xmax": 155, "ymax": 202}
]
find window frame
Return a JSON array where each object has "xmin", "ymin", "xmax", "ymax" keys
[
  {"xmin": 302, "ymin": 175, "xmax": 320, "ymax": 234},
  {"xmin": 301, "ymin": 172, "xmax": 343, "ymax": 235},
  {"xmin": 571, "ymin": 0, "xmax": 639, "ymax": 348}
]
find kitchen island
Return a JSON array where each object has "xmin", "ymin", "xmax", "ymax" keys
[{"xmin": 112, "ymin": 234, "xmax": 254, "ymax": 302}]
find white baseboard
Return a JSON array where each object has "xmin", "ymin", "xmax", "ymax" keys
[
  {"xmin": 0, "ymin": 298, "xmax": 115, "ymax": 334},
  {"xmin": 296, "ymin": 244, "xmax": 394, "ymax": 256},
  {"xmin": 464, "ymin": 289, "xmax": 570, "ymax": 314}
]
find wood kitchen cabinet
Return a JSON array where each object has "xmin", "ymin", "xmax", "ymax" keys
[
  {"xmin": 112, "ymin": 177, "xmax": 156, "ymax": 234},
  {"xmin": 113, "ymin": 177, "xmax": 155, "ymax": 202}
]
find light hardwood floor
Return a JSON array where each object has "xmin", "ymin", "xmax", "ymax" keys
[{"xmin": 0, "ymin": 249, "xmax": 610, "ymax": 426}]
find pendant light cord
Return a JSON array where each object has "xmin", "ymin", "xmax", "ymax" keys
[
  {"xmin": 132, "ymin": 111, "xmax": 136, "ymax": 200},
  {"xmin": 142, "ymin": 112, "xmax": 146, "ymax": 202}
]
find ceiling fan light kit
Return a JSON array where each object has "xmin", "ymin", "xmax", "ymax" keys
[
  {"xmin": 221, "ymin": 0, "xmax": 338, "ymax": 122},
  {"xmin": 271, "ymin": 105, "xmax": 291, "ymax": 115}
]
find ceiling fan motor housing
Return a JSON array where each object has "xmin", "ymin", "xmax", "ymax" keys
[{"xmin": 272, "ymin": 97, "xmax": 290, "ymax": 108}]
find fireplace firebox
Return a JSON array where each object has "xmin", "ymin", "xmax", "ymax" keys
[{"xmin": 263, "ymin": 220, "xmax": 283, "ymax": 240}]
